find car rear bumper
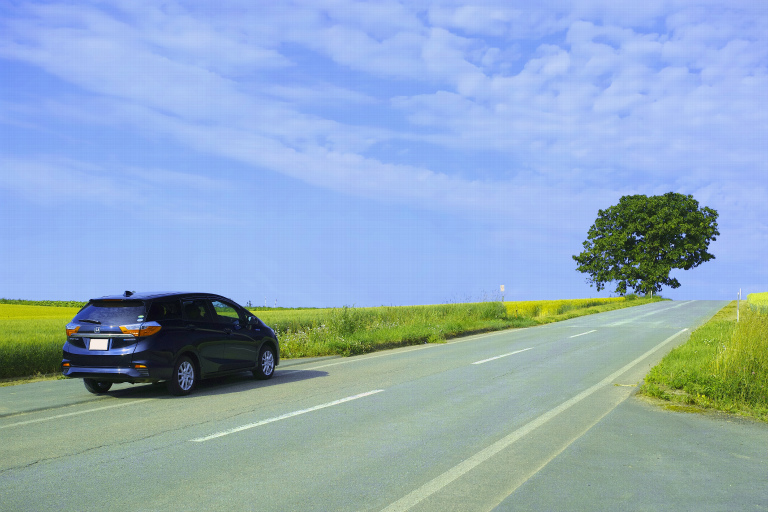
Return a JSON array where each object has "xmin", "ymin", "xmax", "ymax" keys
[
  {"xmin": 61, "ymin": 365, "xmax": 171, "ymax": 383},
  {"xmin": 62, "ymin": 339, "xmax": 175, "ymax": 383}
]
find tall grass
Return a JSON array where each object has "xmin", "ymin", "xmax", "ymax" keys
[
  {"xmin": 713, "ymin": 307, "xmax": 768, "ymax": 409},
  {"xmin": 642, "ymin": 301, "xmax": 768, "ymax": 421},
  {"xmin": 256, "ymin": 302, "xmax": 522, "ymax": 359},
  {"xmin": 748, "ymin": 292, "xmax": 768, "ymax": 313}
]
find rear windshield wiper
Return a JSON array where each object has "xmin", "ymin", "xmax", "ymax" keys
[{"xmin": 79, "ymin": 319, "xmax": 102, "ymax": 324}]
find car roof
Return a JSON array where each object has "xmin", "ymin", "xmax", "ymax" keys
[{"xmin": 90, "ymin": 292, "xmax": 228, "ymax": 302}]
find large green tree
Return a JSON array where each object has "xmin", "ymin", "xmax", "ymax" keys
[{"xmin": 573, "ymin": 192, "xmax": 719, "ymax": 296}]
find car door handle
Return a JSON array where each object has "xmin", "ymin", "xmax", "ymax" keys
[{"xmin": 186, "ymin": 324, "xmax": 197, "ymax": 331}]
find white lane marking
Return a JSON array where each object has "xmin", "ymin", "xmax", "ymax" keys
[
  {"xmin": 606, "ymin": 301, "xmax": 693, "ymax": 326},
  {"xmin": 295, "ymin": 329, "xmax": 532, "ymax": 372},
  {"xmin": 471, "ymin": 347, "xmax": 534, "ymax": 365},
  {"xmin": 381, "ymin": 328, "xmax": 689, "ymax": 512},
  {"xmin": 569, "ymin": 330, "xmax": 597, "ymax": 338},
  {"xmin": 0, "ymin": 400, "xmax": 154, "ymax": 429},
  {"xmin": 191, "ymin": 389, "xmax": 385, "ymax": 442}
]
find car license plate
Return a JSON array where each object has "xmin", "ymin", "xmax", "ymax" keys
[{"xmin": 89, "ymin": 338, "xmax": 109, "ymax": 351}]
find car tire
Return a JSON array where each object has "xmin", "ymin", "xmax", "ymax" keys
[
  {"xmin": 83, "ymin": 379, "xmax": 112, "ymax": 394},
  {"xmin": 167, "ymin": 355, "xmax": 197, "ymax": 396},
  {"xmin": 253, "ymin": 345, "xmax": 275, "ymax": 380}
]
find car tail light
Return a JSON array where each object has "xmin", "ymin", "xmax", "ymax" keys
[
  {"xmin": 120, "ymin": 321, "xmax": 162, "ymax": 337},
  {"xmin": 66, "ymin": 324, "xmax": 80, "ymax": 337}
]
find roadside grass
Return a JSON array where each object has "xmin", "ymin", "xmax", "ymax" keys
[
  {"xmin": 0, "ymin": 296, "xmax": 663, "ymax": 382},
  {"xmin": 640, "ymin": 300, "xmax": 768, "ymax": 422},
  {"xmin": 748, "ymin": 292, "xmax": 768, "ymax": 313},
  {"xmin": 257, "ymin": 302, "xmax": 529, "ymax": 359}
]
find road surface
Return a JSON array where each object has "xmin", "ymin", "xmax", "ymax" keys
[{"xmin": 1, "ymin": 300, "xmax": 766, "ymax": 511}]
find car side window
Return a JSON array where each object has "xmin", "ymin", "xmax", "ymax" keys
[
  {"xmin": 211, "ymin": 300, "xmax": 244, "ymax": 326},
  {"xmin": 147, "ymin": 300, "xmax": 182, "ymax": 321},
  {"xmin": 182, "ymin": 300, "xmax": 212, "ymax": 322}
]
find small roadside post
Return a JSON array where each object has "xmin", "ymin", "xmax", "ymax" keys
[{"xmin": 737, "ymin": 288, "xmax": 741, "ymax": 322}]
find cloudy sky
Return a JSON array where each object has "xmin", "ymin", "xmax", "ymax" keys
[{"xmin": 1, "ymin": 0, "xmax": 766, "ymax": 307}]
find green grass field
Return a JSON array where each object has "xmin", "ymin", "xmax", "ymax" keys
[
  {"xmin": 641, "ymin": 298, "xmax": 768, "ymax": 422},
  {"xmin": 0, "ymin": 296, "xmax": 662, "ymax": 381},
  {"xmin": 0, "ymin": 305, "xmax": 82, "ymax": 380}
]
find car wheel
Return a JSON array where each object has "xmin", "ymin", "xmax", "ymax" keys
[
  {"xmin": 83, "ymin": 379, "xmax": 112, "ymax": 394},
  {"xmin": 253, "ymin": 345, "xmax": 275, "ymax": 380},
  {"xmin": 167, "ymin": 355, "xmax": 197, "ymax": 396}
]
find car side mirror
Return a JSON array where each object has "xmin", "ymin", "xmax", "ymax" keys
[{"xmin": 247, "ymin": 316, "xmax": 260, "ymax": 326}]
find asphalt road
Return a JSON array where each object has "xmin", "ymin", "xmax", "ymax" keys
[{"xmin": 1, "ymin": 300, "xmax": 766, "ymax": 511}]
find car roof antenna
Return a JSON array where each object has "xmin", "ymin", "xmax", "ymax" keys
[{"xmin": 124, "ymin": 290, "xmax": 135, "ymax": 297}]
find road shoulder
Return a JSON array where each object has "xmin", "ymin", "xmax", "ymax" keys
[{"xmin": 494, "ymin": 393, "xmax": 768, "ymax": 511}]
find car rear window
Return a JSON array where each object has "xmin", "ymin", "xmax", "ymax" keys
[{"xmin": 74, "ymin": 300, "xmax": 147, "ymax": 325}]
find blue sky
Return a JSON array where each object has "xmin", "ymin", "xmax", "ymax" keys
[{"xmin": 1, "ymin": 1, "xmax": 766, "ymax": 307}]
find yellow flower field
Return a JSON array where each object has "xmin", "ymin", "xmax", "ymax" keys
[
  {"xmin": 504, "ymin": 297, "xmax": 626, "ymax": 318},
  {"xmin": 0, "ymin": 304, "xmax": 82, "ymax": 320}
]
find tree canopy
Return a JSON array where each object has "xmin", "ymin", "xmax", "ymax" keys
[{"xmin": 573, "ymin": 192, "xmax": 719, "ymax": 296}]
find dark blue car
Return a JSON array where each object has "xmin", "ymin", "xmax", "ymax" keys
[{"xmin": 62, "ymin": 291, "xmax": 279, "ymax": 395}]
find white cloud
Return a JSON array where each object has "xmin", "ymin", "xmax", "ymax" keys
[
  {"xmin": 1, "ymin": 0, "xmax": 766, "ymax": 237},
  {"xmin": 429, "ymin": 4, "xmax": 516, "ymax": 37},
  {"xmin": 0, "ymin": 155, "xmax": 231, "ymax": 226},
  {"xmin": 428, "ymin": 2, "xmax": 569, "ymax": 38}
]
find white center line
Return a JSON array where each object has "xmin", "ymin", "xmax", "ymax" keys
[
  {"xmin": 382, "ymin": 328, "xmax": 689, "ymax": 512},
  {"xmin": 569, "ymin": 330, "xmax": 597, "ymax": 338},
  {"xmin": 472, "ymin": 347, "xmax": 534, "ymax": 365},
  {"xmin": 295, "ymin": 329, "xmax": 533, "ymax": 372},
  {"xmin": 606, "ymin": 302, "xmax": 692, "ymax": 327},
  {"xmin": 0, "ymin": 399, "xmax": 154, "ymax": 429},
  {"xmin": 191, "ymin": 389, "xmax": 385, "ymax": 442}
]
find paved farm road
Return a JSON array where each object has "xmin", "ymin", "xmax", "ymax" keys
[{"xmin": 1, "ymin": 301, "xmax": 766, "ymax": 511}]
